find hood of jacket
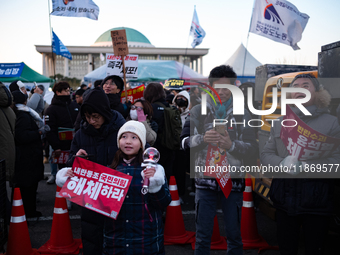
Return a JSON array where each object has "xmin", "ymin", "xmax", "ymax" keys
[
  {"xmin": 0, "ymin": 83, "xmax": 13, "ymax": 107},
  {"xmin": 173, "ymin": 90, "xmax": 190, "ymax": 112},
  {"xmin": 81, "ymin": 87, "xmax": 113, "ymax": 122},
  {"xmin": 51, "ymin": 94, "xmax": 71, "ymax": 106}
]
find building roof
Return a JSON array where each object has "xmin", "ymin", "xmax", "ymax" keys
[{"xmin": 92, "ymin": 27, "xmax": 154, "ymax": 47}]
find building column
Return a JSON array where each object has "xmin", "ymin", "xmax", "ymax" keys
[
  {"xmin": 88, "ymin": 54, "xmax": 93, "ymax": 73},
  {"xmin": 64, "ymin": 58, "xmax": 69, "ymax": 77},
  {"xmin": 43, "ymin": 54, "xmax": 48, "ymax": 77},
  {"xmin": 195, "ymin": 59, "xmax": 199, "ymax": 73},
  {"xmin": 179, "ymin": 55, "xmax": 183, "ymax": 64},
  {"xmin": 200, "ymin": 56, "xmax": 203, "ymax": 74}
]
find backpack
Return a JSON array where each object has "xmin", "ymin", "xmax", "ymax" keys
[{"xmin": 155, "ymin": 102, "xmax": 182, "ymax": 150}]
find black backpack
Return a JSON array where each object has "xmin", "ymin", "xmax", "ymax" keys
[{"xmin": 155, "ymin": 102, "xmax": 182, "ymax": 150}]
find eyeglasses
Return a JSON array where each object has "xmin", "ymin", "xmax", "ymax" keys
[
  {"xmin": 131, "ymin": 105, "xmax": 143, "ymax": 110},
  {"xmin": 85, "ymin": 114, "xmax": 101, "ymax": 121}
]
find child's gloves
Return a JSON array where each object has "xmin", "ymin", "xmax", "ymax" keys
[
  {"xmin": 141, "ymin": 165, "xmax": 165, "ymax": 193},
  {"xmin": 56, "ymin": 167, "xmax": 72, "ymax": 187}
]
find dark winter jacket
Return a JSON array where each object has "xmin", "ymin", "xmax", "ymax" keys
[
  {"xmin": 44, "ymin": 95, "xmax": 79, "ymax": 151},
  {"xmin": 107, "ymin": 93, "xmax": 129, "ymax": 118},
  {"xmin": 261, "ymin": 105, "xmax": 340, "ymax": 216},
  {"xmin": 13, "ymin": 110, "xmax": 44, "ymax": 187},
  {"xmin": 103, "ymin": 162, "xmax": 171, "ymax": 255},
  {"xmin": 181, "ymin": 99, "xmax": 258, "ymax": 192},
  {"xmin": 0, "ymin": 83, "xmax": 16, "ymax": 181},
  {"xmin": 66, "ymin": 87, "xmax": 126, "ymax": 255}
]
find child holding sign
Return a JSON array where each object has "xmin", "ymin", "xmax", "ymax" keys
[{"xmin": 104, "ymin": 120, "xmax": 171, "ymax": 254}]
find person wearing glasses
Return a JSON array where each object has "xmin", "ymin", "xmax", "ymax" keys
[
  {"xmin": 60, "ymin": 86, "xmax": 126, "ymax": 255},
  {"xmin": 126, "ymin": 99, "xmax": 158, "ymax": 146},
  {"xmin": 44, "ymin": 81, "xmax": 79, "ymax": 184}
]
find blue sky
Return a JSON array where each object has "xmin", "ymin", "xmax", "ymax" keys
[{"xmin": 1, "ymin": 0, "xmax": 339, "ymax": 77}]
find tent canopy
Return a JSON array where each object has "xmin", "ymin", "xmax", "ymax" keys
[
  {"xmin": 224, "ymin": 44, "xmax": 262, "ymax": 83},
  {"xmin": 0, "ymin": 62, "xmax": 53, "ymax": 91},
  {"xmin": 84, "ymin": 60, "xmax": 205, "ymax": 85}
]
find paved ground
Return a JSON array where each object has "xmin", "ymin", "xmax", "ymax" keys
[{"xmin": 3, "ymin": 165, "xmax": 340, "ymax": 254}]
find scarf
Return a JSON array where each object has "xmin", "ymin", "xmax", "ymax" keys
[
  {"xmin": 16, "ymin": 104, "xmax": 44, "ymax": 128},
  {"xmin": 214, "ymin": 97, "xmax": 232, "ymax": 119}
]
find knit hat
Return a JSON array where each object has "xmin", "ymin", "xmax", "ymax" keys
[
  {"xmin": 12, "ymin": 90, "xmax": 28, "ymax": 104},
  {"xmin": 290, "ymin": 73, "xmax": 321, "ymax": 91},
  {"xmin": 80, "ymin": 87, "xmax": 113, "ymax": 122},
  {"xmin": 37, "ymin": 85, "xmax": 45, "ymax": 92},
  {"xmin": 117, "ymin": 120, "xmax": 146, "ymax": 150},
  {"xmin": 9, "ymin": 80, "xmax": 25, "ymax": 93}
]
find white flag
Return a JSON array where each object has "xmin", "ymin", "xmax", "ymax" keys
[
  {"xmin": 249, "ymin": 0, "xmax": 309, "ymax": 50},
  {"xmin": 190, "ymin": 8, "xmax": 206, "ymax": 48},
  {"xmin": 51, "ymin": 0, "xmax": 100, "ymax": 20}
]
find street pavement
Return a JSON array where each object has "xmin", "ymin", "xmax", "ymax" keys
[{"xmin": 4, "ymin": 164, "xmax": 340, "ymax": 254}]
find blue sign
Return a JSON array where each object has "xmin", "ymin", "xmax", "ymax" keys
[{"xmin": 0, "ymin": 63, "xmax": 24, "ymax": 77}]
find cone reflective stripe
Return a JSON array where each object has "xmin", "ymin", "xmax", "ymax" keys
[
  {"xmin": 164, "ymin": 176, "xmax": 195, "ymax": 245},
  {"xmin": 5, "ymin": 188, "xmax": 39, "ymax": 255},
  {"xmin": 38, "ymin": 186, "xmax": 81, "ymax": 254},
  {"xmin": 241, "ymin": 178, "xmax": 278, "ymax": 251}
]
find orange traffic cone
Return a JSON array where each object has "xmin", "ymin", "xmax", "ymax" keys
[
  {"xmin": 241, "ymin": 178, "xmax": 278, "ymax": 252},
  {"xmin": 5, "ymin": 188, "xmax": 39, "ymax": 255},
  {"xmin": 164, "ymin": 176, "xmax": 195, "ymax": 245},
  {"xmin": 38, "ymin": 186, "xmax": 81, "ymax": 255},
  {"xmin": 191, "ymin": 216, "xmax": 228, "ymax": 250}
]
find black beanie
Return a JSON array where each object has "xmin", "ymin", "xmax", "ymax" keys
[
  {"xmin": 9, "ymin": 81, "xmax": 20, "ymax": 92},
  {"xmin": 12, "ymin": 91, "xmax": 28, "ymax": 104},
  {"xmin": 81, "ymin": 87, "xmax": 113, "ymax": 122}
]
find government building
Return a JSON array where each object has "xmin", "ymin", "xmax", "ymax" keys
[{"xmin": 35, "ymin": 27, "xmax": 209, "ymax": 80}]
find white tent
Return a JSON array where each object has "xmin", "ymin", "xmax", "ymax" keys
[{"xmin": 224, "ymin": 44, "xmax": 262, "ymax": 83}]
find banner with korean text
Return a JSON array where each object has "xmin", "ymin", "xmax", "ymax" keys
[
  {"xmin": 120, "ymin": 84, "xmax": 145, "ymax": 104},
  {"xmin": 204, "ymin": 144, "xmax": 232, "ymax": 198},
  {"xmin": 280, "ymin": 106, "xmax": 340, "ymax": 160},
  {"xmin": 51, "ymin": 0, "xmax": 99, "ymax": 20},
  {"xmin": 106, "ymin": 54, "xmax": 138, "ymax": 78},
  {"xmin": 249, "ymin": 0, "xmax": 309, "ymax": 50},
  {"xmin": 60, "ymin": 157, "xmax": 132, "ymax": 219}
]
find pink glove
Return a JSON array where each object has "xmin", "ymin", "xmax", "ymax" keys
[{"xmin": 137, "ymin": 109, "xmax": 147, "ymax": 122}]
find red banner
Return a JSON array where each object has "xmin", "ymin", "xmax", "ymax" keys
[
  {"xmin": 280, "ymin": 106, "xmax": 340, "ymax": 160},
  {"xmin": 120, "ymin": 84, "xmax": 145, "ymax": 103},
  {"xmin": 59, "ymin": 157, "xmax": 132, "ymax": 219},
  {"xmin": 204, "ymin": 144, "xmax": 232, "ymax": 198},
  {"xmin": 51, "ymin": 150, "xmax": 70, "ymax": 164}
]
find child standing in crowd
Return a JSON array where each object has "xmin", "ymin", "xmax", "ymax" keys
[{"xmin": 57, "ymin": 121, "xmax": 171, "ymax": 255}]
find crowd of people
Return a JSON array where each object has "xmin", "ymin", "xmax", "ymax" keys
[{"xmin": 1, "ymin": 66, "xmax": 339, "ymax": 255}]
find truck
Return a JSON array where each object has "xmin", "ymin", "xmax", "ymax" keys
[{"xmin": 252, "ymin": 40, "xmax": 340, "ymax": 231}]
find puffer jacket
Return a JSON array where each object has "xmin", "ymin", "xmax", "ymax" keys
[
  {"xmin": 261, "ymin": 105, "xmax": 340, "ymax": 216},
  {"xmin": 0, "ymin": 83, "xmax": 16, "ymax": 181},
  {"xmin": 181, "ymin": 99, "xmax": 258, "ymax": 192},
  {"xmin": 103, "ymin": 161, "xmax": 171, "ymax": 255}
]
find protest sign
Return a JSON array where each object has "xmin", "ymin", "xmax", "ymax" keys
[
  {"xmin": 60, "ymin": 157, "xmax": 132, "ymax": 219},
  {"xmin": 164, "ymin": 79, "xmax": 185, "ymax": 90},
  {"xmin": 58, "ymin": 127, "xmax": 75, "ymax": 141},
  {"xmin": 106, "ymin": 54, "xmax": 138, "ymax": 78},
  {"xmin": 281, "ymin": 106, "xmax": 340, "ymax": 160},
  {"xmin": 120, "ymin": 84, "xmax": 145, "ymax": 104},
  {"xmin": 204, "ymin": 144, "xmax": 232, "ymax": 198},
  {"xmin": 111, "ymin": 30, "xmax": 129, "ymax": 56},
  {"xmin": 51, "ymin": 150, "xmax": 70, "ymax": 164}
]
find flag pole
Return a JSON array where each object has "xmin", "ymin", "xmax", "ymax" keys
[
  {"xmin": 48, "ymin": 0, "xmax": 56, "ymax": 83},
  {"xmin": 241, "ymin": 0, "xmax": 256, "ymax": 79}
]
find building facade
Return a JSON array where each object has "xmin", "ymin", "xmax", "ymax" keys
[{"xmin": 35, "ymin": 27, "xmax": 209, "ymax": 80}]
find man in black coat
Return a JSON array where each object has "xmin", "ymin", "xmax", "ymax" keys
[{"xmin": 45, "ymin": 82, "xmax": 79, "ymax": 183}]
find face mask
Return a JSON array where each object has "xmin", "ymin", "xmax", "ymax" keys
[
  {"xmin": 175, "ymin": 98, "xmax": 188, "ymax": 108},
  {"xmin": 130, "ymin": 109, "xmax": 138, "ymax": 120}
]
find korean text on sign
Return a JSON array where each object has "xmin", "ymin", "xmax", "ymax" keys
[{"xmin": 59, "ymin": 157, "xmax": 132, "ymax": 219}]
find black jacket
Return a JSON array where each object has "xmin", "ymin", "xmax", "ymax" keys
[
  {"xmin": 13, "ymin": 111, "xmax": 44, "ymax": 186},
  {"xmin": 45, "ymin": 95, "xmax": 79, "ymax": 151},
  {"xmin": 67, "ymin": 87, "xmax": 126, "ymax": 255}
]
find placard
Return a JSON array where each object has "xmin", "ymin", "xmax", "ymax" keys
[
  {"xmin": 120, "ymin": 84, "xmax": 145, "ymax": 104},
  {"xmin": 60, "ymin": 157, "xmax": 132, "ymax": 219},
  {"xmin": 51, "ymin": 150, "xmax": 70, "ymax": 164},
  {"xmin": 106, "ymin": 54, "xmax": 138, "ymax": 78},
  {"xmin": 111, "ymin": 29, "xmax": 129, "ymax": 56}
]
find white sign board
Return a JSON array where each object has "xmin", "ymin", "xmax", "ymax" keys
[{"xmin": 106, "ymin": 54, "xmax": 138, "ymax": 78}]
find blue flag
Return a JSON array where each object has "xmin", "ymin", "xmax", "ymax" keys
[
  {"xmin": 190, "ymin": 7, "xmax": 206, "ymax": 48},
  {"xmin": 52, "ymin": 31, "xmax": 72, "ymax": 60}
]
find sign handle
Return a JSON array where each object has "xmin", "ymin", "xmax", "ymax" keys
[{"xmin": 122, "ymin": 56, "xmax": 128, "ymax": 104}]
